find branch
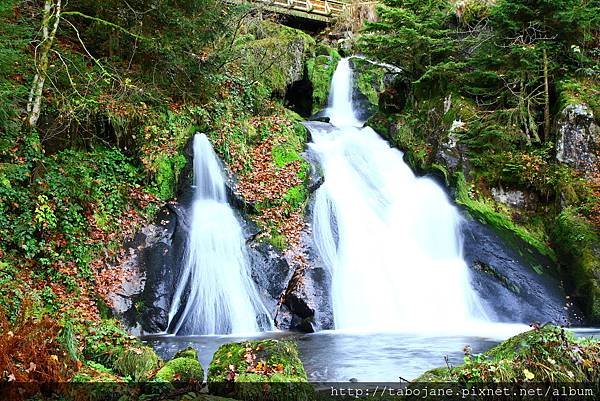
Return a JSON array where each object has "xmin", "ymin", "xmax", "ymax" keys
[{"xmin": 61, "ymin": 11, "xmax": 149, "ymax": 41}]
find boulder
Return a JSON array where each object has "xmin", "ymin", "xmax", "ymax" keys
[
  {"xmin": 415, "ymin": 325, "xmax": 600, "ymax": 383},
  {"xmin": 208, "ymin": 339, "xmax": 312, "ymax": 401},
  {"xmin": 154, "ymin": 347, "xmax": 204, "ymax": 383},
  {"xmin": 556, "ymin": 104, "xmax": 600, "ymax": 176},
  {"xmin": 461, "ymin": 216, "xmax": 581, "ymax": 325}
]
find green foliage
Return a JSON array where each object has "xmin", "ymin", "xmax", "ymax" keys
[
  {"xmin": 0, "ymin": 147, "xmax": 144, "ymax": 283},
  {"xmin": 0, "ymin": 1, "xmax": 32, "ymax": 131},
  {"xmin": 360, "ymin": 0, "xmax": 455, "ymax": 79},
  {"xmin": 153, "ymin": 154, "xmax": 187, "ymax": 201},
  {"xmin": 551, "ymin": 208, "xmax": 600, "ymax": 322},
  {"xmin": 283, "ymin": 185, "xmax": 308, "ymax": 211},
  {"xmin": 418, "ymin": 325, "xmax": 600, "ymax": 384},
  {"xmin": 83, "ymin": 319, "xmax": 162, "ymax": 380}
]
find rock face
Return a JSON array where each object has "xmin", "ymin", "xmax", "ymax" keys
[
  {"xmin": 350, "ymin": 57, "xmax": 403, "ymax": 120},
  {"xmin": 461, "ymin": 216, "xmax": 581, "ymax": 325},
  {"xmin": 275, "ymin": 228, "xmax": 334, "ymax": 333},
  {"xmin": 556, "ymin": 104, "xmax": 600, "ymax": 176}
]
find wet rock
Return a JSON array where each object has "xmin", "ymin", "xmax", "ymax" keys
[
  {"xmin": 277, "ymin": 204, "xmax": 334, "ymax": 332},
  {"xmin": 556, "ymin": 104, "xmax": 600, "ymax": 176},
  {"xmin": 309, "ymin": 115, "xmax": 331, "ymax": 123},
  {"xmin": 350, "ymin": 57, "xmax": 403, "ymax": 121},
  {"xmin": 461, "ymin": 216, "xmax": 581, "ymax": 325},
  {"xmin": 247, "ymin": 240, "xmax": 292, "ymax": 317},
  {"xmin": 109, "ymin": 194, "xmax": 196, "ymax": 335},
  {"xmin": 303, "ymin": 149, "xmax": 324, "ymax": 194}
]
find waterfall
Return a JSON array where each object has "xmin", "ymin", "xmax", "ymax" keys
[
  {"xmin": 168, "ymin": 134, "xmax": 272, "ymax": 335},
  {"xmin": 308, "ymin": 58, "xmax": 490, "ymax": 333}
]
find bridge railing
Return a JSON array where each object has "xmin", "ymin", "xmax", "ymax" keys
[{"xmin": 247, "ymin": 0, "xmax": 350, "ymax": 18}]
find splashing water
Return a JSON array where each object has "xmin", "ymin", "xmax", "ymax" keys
[
  {"xmin": 168, "ymin": 134, "xmax": 272, "ymax": 335},
  {"xmin": 308, "ymin": 58, "xmax": 510, "ymax": 334}
]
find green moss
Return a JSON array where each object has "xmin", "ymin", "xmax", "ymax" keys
[
  {"xmin": 238, "ymin": 21, "xmax": 316, "ymax": 95},
  {"xmin": 454, "ymin": 173, "xmax": 556, "ymax": 262},
  {"xmin": 268, "ymin": 232, "xmax": 287, "ymax": 251},
  {"xmin": 113, "ymin": 346, "xmax": 161, "ymax": 381},
  {"xmin": 307, "ymin": 47, "xmax": 341, "ymax": 113},
  {"xmin": 283, "ymin": 185, "xmax": 308, "ymax": 211},
  {"xmin": 208, "ymin": 339, "xmax": 311, "ymax": 401},
  {"xmin": 154, "ymin": 356, "xmax": 203, "ymax": 383},
  {"xmin": 557, "ymin": 77, "xmax": 600, "ymax": 119},
  {"xmin": 551, "ymin": 208, "xmax": 600, "ymax": 323},
  {"xmin": 417, "ymin": 325, "xmax": 600, "ymax": 383},
  {"xmin": 83, "ymin": 319, "xmax": 162, "ymax": 381},
  {"xmin": 173, "ymin": 347, "xmax": 199, "ymax": 360},
  {"xmin": 153, "ymin": 153, "xmax": 187, "ymax": 201},
  {"xmin": 351, "ymin": 58, "xmax": 387, "ymax": 107}
]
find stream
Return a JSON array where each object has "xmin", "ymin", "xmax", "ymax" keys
[{"xmin": 145, "ymin": 328, "xmax": 600, "ymax": 382}]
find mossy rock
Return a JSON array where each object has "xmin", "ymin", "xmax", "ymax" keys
[
  {"xmin": 416, "ymin": 325, "xmax": 600, "ymax": 384},
  {"xmin": 173, "ymin": 346, "xmax": 199, "ymax": 360},
  {"xmin": 153, "ymin": 153, "xmax": 187, "ymax": 201},
  {"xmin": 113, "ymin": 345, "xmax": 162, "ymax": 381},
  {"xmin": 154, "ymin": 357, "xmax": 204, "ymax": 383},
  {"xmin": 350, "ymin": 58, "xmax": 387, "ymax": 111},
  {"xmin": 208, "ymin": 339, "xmax": 312, "ymax": 401},
  {"xmin": 557, "ymin": 77, "xmax": 600, "ymax": 121},
  {"xmin": 239, "ymin": 21, "xmax": 316, "ymax": 95},
  {"xmin": 307, "ymin": 47, "xmax": 341, "ymax": 113},
  {"xmin": 154, "ymin": 346, "xmax": 203, "ymax": 383},
  {"xmin": 551, "ymin": 208, "xmax": 600, "ymax": 323}
]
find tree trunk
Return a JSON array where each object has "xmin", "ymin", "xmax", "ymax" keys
[
  {"xmin": 27, "ymin": 0, "xmax": 62, "ymax": 127},
  {"xmin": 543, "ymin": 48, "xmax": 551, "ymax": 142}
]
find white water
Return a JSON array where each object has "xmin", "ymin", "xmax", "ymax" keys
[
  {"xmin": 309, "ymin": 59, "xmax": 519, "ymax": 335},
  {"xmin": 168, "ymin": 134, "xmax": 272, "ymax": 335}
]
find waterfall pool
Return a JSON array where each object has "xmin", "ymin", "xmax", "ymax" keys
[{"xmin": 145, "ymin": 328, "xmax": 600, "ymax": 382}]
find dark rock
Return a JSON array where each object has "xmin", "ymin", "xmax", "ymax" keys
[
  {"xmin": 556, "ymin": 104, "xmax": 600, "ymax": 176},
  {"xmin": 111, "ymin": 204, "xmax": 188, "ymax": 335},
  {"xmin": 247, "ymin": 240, "xmax": 293, "ymax": 316},
  {"xmin": 303, "ymin": 149, "xmax": 324, "ymax": 194},
  {"xmin": 278, "ymin": 199, "xmax": 334, "ymax": 332},
  {"xmin": 461, "ymin": 216, "xmax": 581, "ymax": 326},
  {"xmin": 309, "ymin": 116, "xmax": 331, "ymax": 123}
]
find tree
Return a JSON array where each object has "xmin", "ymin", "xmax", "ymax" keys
[{"xmin": 27, "ymin": 0, "xmax": 61, "ymax": 127}]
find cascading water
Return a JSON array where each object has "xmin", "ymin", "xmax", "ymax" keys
[
  {"xmin": 308, "ymin": 58, "xmax": 491, "ymax": 333},
  {"xmin": 168, "ymin": 133, "xmax": 272, "ymax": 335}
]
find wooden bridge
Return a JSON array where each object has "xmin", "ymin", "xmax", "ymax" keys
[{"xmin": 228, "ymin": 0, "xmax": 352, "ymax": 23}]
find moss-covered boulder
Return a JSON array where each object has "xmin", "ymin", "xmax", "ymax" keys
[
  {"xmin": 154, "ymin": 346, "xmax": 204, "ymax": 383},
  {"xmin": 416, "ymin": 325, "xmax": 600, "ymax": 383},
  {"xmin": 83, "ymin": 319, "xmax": 162, "ymax": 381},
  {"xmin": 208, "ymin": 339, "xmax": 312, "ymax": 401},
  {"xmin": 350, "ymin": 57, "xmax": 391, "ymax": 119},
  {"xmin": 238, "ymin": 21, "xmax": 316, "ymax": 96},
  {"xmin": 307, "ymin": 46, "xmax": 341, "ymax": 114}
]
